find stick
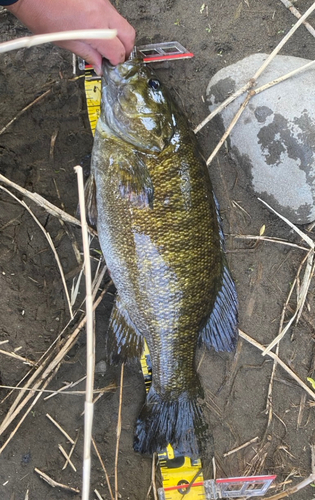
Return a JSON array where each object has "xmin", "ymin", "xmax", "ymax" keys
[
  {"xmin": 46, "ymin": 413, "xmax": 75, "ymax": 445},
  {"xmin": 239, "ymin": 329, "xmax": 315, "ymax": 400},
  {"xmin": 0, "ymin": 29, "xmax": 116, "ymax": 54},
  {"xmin": 0, "ymin": 90, "xmax": 51, "ymax": 136},
  {"xmin": 0, "ymin": 348, "xmax": 35, "ymax": 366},
  {"xmin": 206, "ymin": 92, "xmax": 252, "ymax": 165},
  {"xmin": 75, "ymin": 165, "xmax": 95, "ymax": 500},
  {"xmin": 44, "ymin": 375, "xmax": 87, "ymax": 400},
  {"xmin": 223, "ymin": 436, "xmax": 259, "ymax": 457},
  {"xmin": 34, "ymin": 468, "xmax": 80, "ymax": 494},
  {"xmin": 0, "ymin": 284, "xmax": 109, "ymax": 447},
  {"xmin": 92, "ymin": 438, "xmax": 115, "ymax": 500},
  {"xmin": 0, "ymin": 185, "xmax": 73, "ymax": 319},
  {"xmin": 151, "ymin": 453, "xmax": 158, "ymax": 500},
  {"xmin": 63, "ymin": 430, "xmax": 80, "ymax": 470},
  {"xmin": 58, "ymin": 444, "xmax": 77, "ymax": 472},
  {"xmin": 0, "ymin": 369, "xmax": 58, "ymax": 454},
  {"xmin": 94, "ymin": 490, "xmax": 104, "ymax": 500},
  {"xmin": 279, "ymin": 0, "xmax": 315, "ymax": 38},
  {"xmin": 115, "ymin": 363, "xmax": 124, "ymax": 500},
  {"xmin": 0, "ymin": 173, "xmax": 95, "ymax": 232},
  {"xmin": 195, "ymin": 1, "xmax": 315, "ymax": 140}
]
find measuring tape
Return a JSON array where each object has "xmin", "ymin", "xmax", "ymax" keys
[{"xmin": 82, "ymin": 48, "xmax": 276, "ymax": 499}]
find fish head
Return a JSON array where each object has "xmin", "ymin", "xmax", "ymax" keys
[{"xmin": 101, "ymin": 57, "xmax": 176, "ymax": 153}]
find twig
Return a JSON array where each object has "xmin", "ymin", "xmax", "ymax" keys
[
  {"xmin": 0, "ymin": 173, "xmax": 93, "ymax": 231},
  {"xmin": 75, "ymin": 165, "xmax": 95, "ymax": 500},
  {"xmin": 195, "ymin": 0, "xmax": 315, "ymax": 166},
  {"xmin": 206, "ymin": 92, "xmax": 252, "ymax": 165},
  {"xmin": 92, "ymin": 438, "xmax": 115, "ymax": 500},
  {"xmin": 46, "ymin": 413, "xmax": 75, "ymax": 445},
  {"xmin": 34, "ymin": 467, "xmax": 80, "ymax": 494},
  {"xmin": 151, "ymin": 453, "xmax": 158, "ymax": 500},
  {"xmin": 265, "ymin": 473, "xmax": 315, "ymax": 499},
  {"xmin": 0, "ymin": 283, "xmax": 110, "ymax": 448},
  {"xmin": 58, "ymin": 444, "xmax": 76, "ymax": 472},
  {"xmin": 223, "ymin": 436, "xmax": 259, "ymax": 457},
  {"xmin": 115, "ymin": 363, "xmax": 125, "ymax": 500},
  {"xmin": 0, "ymin": 348, "xmax": 35, "ymax": 366},
  {"xmin": 94, "ymin": 490, "xmax": 105, "ymax": 500},
  {"xmin": 239, "ymin": 329, "xmax": 315, "ymax": 400},
  {"xmin": 44, "ymin": 375, "xmax": 87, "ymax": 400},
  {"xmin": 0, "ymin": 90, "xmax": 51, "ymax": 136},
  {"xmin": 279, "ymin": 0, "xmax": 315, "ymax": 38},
  {"xmin": 0, "ymin": 368, "xmax": 58, "ymax": 454},
  {"xmin": 0, "ymin": 29, "xmax": 116, "ymax": 54},
  {"xmin": 63, "ymin": 430, "xmax": 80, "ymax": 470},
  {"xmin": 234, "ymin": 234, "xmax": 308, "ymax": 252},
  {"xmin": 0, "ymin": 185, "xmax": 73, "ymax": 319}
]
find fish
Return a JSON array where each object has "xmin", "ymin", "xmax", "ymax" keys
[{"xmin": 86, "ymin": 54, "xmax": 238, "ymax": 458}]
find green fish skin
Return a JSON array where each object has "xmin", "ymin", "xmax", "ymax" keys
[{"xmin": 86, "ymin": 56, "xmax": 238, "ymax": 458}]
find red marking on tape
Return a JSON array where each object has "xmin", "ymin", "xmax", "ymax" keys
[
  {"xmin": 164, "ymin": 481, "xmax": 204, "ymax": 492},
  {"xmin": 216, "ymin": 475, "xmax": 277, "ymax": 484},
  {"xmin": 143, "ymin": 52, "xmax": 194, "ymax": 62}
]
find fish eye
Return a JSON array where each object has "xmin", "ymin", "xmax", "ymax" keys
[{"xmin": 148, "ymin": 78, "xmax": 161, "ymax": 90}]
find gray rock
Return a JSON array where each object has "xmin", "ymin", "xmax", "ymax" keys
[{"xmin": 206, "ymin": 53, "xmax": 315, "ymax": 224}]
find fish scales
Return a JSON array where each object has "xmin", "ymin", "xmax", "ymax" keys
[{"xmin": 87, "ymin": 56, "xmax": 238, "ymax": 458}]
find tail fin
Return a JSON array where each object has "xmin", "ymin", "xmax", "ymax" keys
[{"xmin": 133, "ymin": 385, "xmax": 207, "ymax": 459}]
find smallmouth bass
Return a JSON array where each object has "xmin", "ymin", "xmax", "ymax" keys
[{"xmin": 86, "ymin": 55, "xmax": 238, "ymax": 458}]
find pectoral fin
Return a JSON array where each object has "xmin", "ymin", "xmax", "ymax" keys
[
  {"xmin": 107, "ymin": 296, "xmax": 144, "ymax": 363},
  {"xmin": 118, "ymin": 155, "xmax": 154, "ymax": 209},
  {"xmin": 84, "ymin": 174, "xmax": 98, "ymax": 228}
]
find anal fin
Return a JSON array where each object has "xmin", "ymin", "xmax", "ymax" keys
[
  {"xmin": 200, "ymin": 263, "xmax": 238, "ymax": 352},
  {"xmin": 107, "ymin": 296, "xmax": 143, "ymax": 363}
]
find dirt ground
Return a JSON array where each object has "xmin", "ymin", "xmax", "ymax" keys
[{"xmin": 1, "ymin": 1, "xmax": 315, "ymax": 499}]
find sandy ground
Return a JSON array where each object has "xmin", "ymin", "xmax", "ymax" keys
[{"xmin": 1, "ymin": 1, "xmax": 315, "ymax": 499}]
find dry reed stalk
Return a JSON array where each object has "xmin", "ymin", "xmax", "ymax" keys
[
  {"xmin": 234, "ymin": 234, "xmax": 308, "ymax": 252},
  {"xmin": 0, "ymin": 29, "xmax": 116, "ymax": 54},
  {"xmin": 94, "ymin": 490, "xmax": 104, "ymax": 500},
  {"xmin": 115, "ymin": 363, "xmax": 125, "ymax": 500},
  {"xmin": 75, "ymin": 165, "xmax": 95, "ymax": 500},
  {"xmin": 0, "ymin": 90, "xmax": 51, "ymax": 136},
  {"xmin": 63, "ymin": 430, "xmax": 80, "ymax": 470},
  {"xmin": 0, "ymin": 348, "xmax": 35, "ymax": 366},
  {"xmin": 151, "ymin": 453, "xmax": 158, "ymax": 500},
  {"xmin": 0, "ymin": 284, "xmax": 109, "ymax": 451},
  {"xmin": 44, "ymin": 375, "xmax": 87, "ymax": 401},
  {"xmin": 257, "ymin": 199, "xmax": 315, "ymax": 355},
  {"xmin": 195, "ymin": 2, "xmax": 315, "ymax": 167},
  {"xmin": 239, "ymin": 329, "xmax": 315, "ymax": 400},
  {"xmin": 279, "ymin": 0, "xmax": 315, "ymax": 38},
  {"xmin": 46, "ymin": 413, "xmax": 75, "ymax": 444},
  {"xmin": 223, "ymin": 436, "xmax": 259, "ymax": 458},
  {"xmin": 58, "ymin": 444, "xmax": 77, "ymax": 472},
  {"xmin": 0, "ymin": 185, "xmax": 73, "ymax": 318},
  {"xmin": 0, "ymin": 172, "xmax": 97, "ymax": 234},
  {"xmin": 34, "ymin": 467, "xmax": 80, "ymax": 494},
  {"xmin": 92, "ymin": 437, "xmax": 115, "ymax": 500},
  {"xmin": 0, "ymin": 368, "xmax": 58, "ymax": 454},
  {"xmin": 265, "ymin": 444, "xmax": 315, "ymax": 499}
]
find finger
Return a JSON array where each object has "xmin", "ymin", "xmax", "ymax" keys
[
  {"xmin": 111, "ymin": 23, "xmax": 136, "ymax": 59},
  {"xmin": 56, "ymin": 40, "xmax": 103, "ymax": 73}
]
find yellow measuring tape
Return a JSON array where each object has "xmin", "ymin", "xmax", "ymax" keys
[{"xmin": 84, "ymin": 65, "xmax": 206, "ymax": 500}]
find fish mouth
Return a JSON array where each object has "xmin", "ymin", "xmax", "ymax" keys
[{"xmin": 101, "ymin": 57, "xmax": 143, "ymax": 86}]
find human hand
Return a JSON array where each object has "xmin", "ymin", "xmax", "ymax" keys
[{"xmin": 8, "ymin": 0, "xmax": 135, "ymax": 73}]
